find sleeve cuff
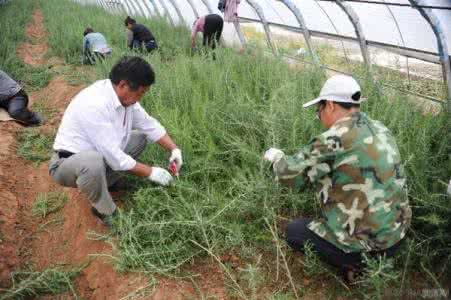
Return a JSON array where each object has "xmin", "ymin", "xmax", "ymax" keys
[
  {"xmin": 146, "ymin": 128, "xmax": 167, "ymax": 143},
  {"xmin": 117, "ymin": 155, "xmax": 137, "ymax": 171}
]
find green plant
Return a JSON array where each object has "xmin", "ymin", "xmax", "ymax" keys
[
  {"xmin": 0, "ymin": 267, "xmax": 79, "ymax": 300},
  {"xmin": 32, "ymin": 191, "xmax": 68, "ymax": 218},
  {"xmin": 301, "ymin": 242, "xmax": 329, "ymax": 278},
  {"xmin": 0, "ymin": 0, "xmax": 35, "ymax": 75},
  {"xmin": 16, "ymin": 128, "xmax": 54, "ymax": 163},
  {"xmin": 358, "ymin": 255, "xmax": 401, "ymax": 300}
]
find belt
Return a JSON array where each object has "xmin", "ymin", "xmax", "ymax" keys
[{"xmin": 57, "ymin": 150, "xmax": 75, "ymax": 159}]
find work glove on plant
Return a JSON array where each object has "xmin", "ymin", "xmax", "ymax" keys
[
  {"xmin": 148, "ymin": 167, "xmax": 173, "ymax": 186},
  {"xmin": 169, "ymin": 148, "xmax": 183, "ymax": 173},
  {"xmin": 263, "ymin": 148, "xmax": 285, "ymax": 164}
]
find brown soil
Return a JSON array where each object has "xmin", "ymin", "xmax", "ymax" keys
[
  {"xmin": 1, "ymin": 7, "xmax": 225, "ymax": 300},
  {"xmin": 16, "ymin": 10, "xmax": 48, "ymax": 66}
]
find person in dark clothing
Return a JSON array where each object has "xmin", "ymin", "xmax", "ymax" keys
[
  {"xmin": 124, "ymin": 16, "xmax": 158, "ymax": 53},
  {"xmin": 0, "ymin": 70, "xmax": 42, "ymax": 126},
  {"xmin": 191, "ymin": 14, "xmax": 224, "ymax": 50}
]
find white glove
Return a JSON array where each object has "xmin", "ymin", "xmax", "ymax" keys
[
  {"xmin": 263, "ymin": 148, "xmax": 284, "ymax": 164},
  {"xmin": 148, "ymin": 167, "xmax": 173, "ymax": 186},
  {"xmin": 169, "ymin": 148, "xmax": 183, "ymax": 172},
  {"xmin": 447, "ymin": 179, "xmax": 451, "ymax": 196}
]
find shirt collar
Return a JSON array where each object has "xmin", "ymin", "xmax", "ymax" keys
[
  {"xmin": 334, "ymin": 111, "xmax": 363, "ymax": 126},
  {"xmin": 105, "ymin": 79, "xmax": 123, "ymax": 109}
]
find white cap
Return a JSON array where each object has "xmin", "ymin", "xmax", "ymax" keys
[{"xmin": 303, "ymin": 75, "xmax": 366, "ymax": 108}]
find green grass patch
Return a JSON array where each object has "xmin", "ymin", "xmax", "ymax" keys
[
  {"xmin": 0, "ymin": 0, "xmax": 53, "ymax": 91},
  {"xmin": 0, "ymin": 267, "xmax": 79, "ymax": 300},
  {"xmin": 17, "ymin": 128, "xmax": 54, "ymax": 163},
  {"xmin": 32, "ymin": 192, "xmax": 68, "ymax": 219}
]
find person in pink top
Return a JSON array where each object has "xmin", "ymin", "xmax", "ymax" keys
[
  {"xmin": 191, "ymin": 14, "xmax": 224, "ymax": 51},
  {"xmin": 224, "ymin": 0, "xmax": 240, "ymax": 22}
]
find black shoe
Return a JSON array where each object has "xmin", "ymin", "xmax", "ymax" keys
[
  {"xmin": 26, "ymin": 112, "xmax": 44, "ymax": 126},
  {"xmin": 91, "ymin": 207, "xmax": 116, "ymax": 228},
  {"xmin": 342, "ymin": 266, "xmax": 362, "ymax": 285}
]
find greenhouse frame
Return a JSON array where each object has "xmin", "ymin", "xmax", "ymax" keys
[{"xmin": 67, "ymin": 0, "xmax": 451, "ymax": 109}]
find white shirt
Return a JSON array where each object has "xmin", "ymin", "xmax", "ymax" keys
[{"xmin": 53, "ymin": 79, "xmax": 166, "ymax": 171}]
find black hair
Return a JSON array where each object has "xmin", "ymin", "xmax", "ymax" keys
[
  {"xmin": 124, "ymin": 16, "xmax": 136, "ymax": 26},
  {"xmin": 83, "ymin": 27, "xmax": 94, "ymax": 36},
  {"xmin": 335, "ymin": 102, "xmax": 360, "ymax": 109},
  {"xmin": 109, "ymin": 56, "xmax": 155, "ymax": 90},
  {"xmin": 320, "ymin": 92, "xmax": 361, "ymax": 109}
]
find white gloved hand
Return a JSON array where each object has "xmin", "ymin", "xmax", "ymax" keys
[
  {"xmin": 148, "ymin": 167, "xmax": 173, "ymax": 186},
  {"xmin": 263, "ymin": 148, "xmax": 285, "ymax": 164},
  {"xmin": 169, "ymin": 148, "xmax": 183, "ymax": 172},
  {"xmin": 447, "ymin": 179, "xmax": 451, "ymax": 196}
]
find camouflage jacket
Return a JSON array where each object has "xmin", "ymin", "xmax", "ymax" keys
[{"xmin": 273, "ymin": 112, "xmax": 411, "ymax": 253}]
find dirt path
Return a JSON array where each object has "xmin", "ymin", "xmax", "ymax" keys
[
  {"xmin": 1, "ymin": 7, "xmax": 225, "ymax": 300},
  {"xmin": 16, "ymin": 10, "xmax": 48, "ymax": 66}
]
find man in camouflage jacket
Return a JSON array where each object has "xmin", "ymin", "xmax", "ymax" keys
[{"xmin": 264, "ymin": 75, "xmax": 411, "ymax": 277}]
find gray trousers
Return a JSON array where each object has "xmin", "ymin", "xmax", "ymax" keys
[{"xmin": 49, "ymin": 131, "xmax": 147, "ymax": 215}]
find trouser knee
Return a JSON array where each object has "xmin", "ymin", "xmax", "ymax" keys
[
  {"xmin": 77, "ymin": 152, "xmax": 106, "ymax": 181},
  {"xmin": 286, "ymin": 218, "xmax": 311, "ymax": 250},
  {"xmin": 8, "ymin": 95, "xmax": 30, "ymax": 120}
]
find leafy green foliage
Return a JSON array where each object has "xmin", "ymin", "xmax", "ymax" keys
[
  {"xmin": 0, "ymin": 267, "xmax": 79, "ymax": 300},
  {"xmin": 358, "ymin": 255, "xmax": 401, "ymax": 300},
  {"xmin": 17, "ymin": 128, "xmax": 54, "ymax": 163},
  {"xmin": 0, "ymin": 0, "xmax": 52, "ymax": 90},
  {"xmin": 32, "ymin": 192, "xmax": 68, "ymax": 218}
]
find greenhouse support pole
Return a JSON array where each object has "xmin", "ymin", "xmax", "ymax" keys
[
  {"xmin": 105, "ymin": 0, "xmax": 116, "ymax": 12},
  {"xmin": 233, "ymin": 20, "xmax": 247, "ymax": 49},
  {"xmin": 122, "ymin": 0, "xmax": 134, "ymax": 15},
  {"xmin": 199, "ymin": 0, "xmax": 213, "ymax": 13},
  {"xmin": 126, "ymin": 0, "xmax": 140, "ymax": 16},
  {"xmin": 186, "ymin": 0, "xmax": 200, "ymax": 18},
  {"xmin": 409, "ymin": 0, "xmax": 451, "ymax": 111},
  {"xmin": 136, "ymin": 0, "xmax": 153, "ymax": 17},
  {"xmin": 97, "ymin": 0, "xmax": 107, "ymax": 10},
  {"xmin": 129, "ymin": 0, "xmax": 145, "ymax": 16},
  {"xmin": 117, "ymin": 0, "xmax": 128, "ymax": 15},
  {"xmin": 123, "ymin": 0, "xmax": 135, "ymax": 14},
  {"xmin": 278, "ymin": 0, "xmax": 320, "ymax": 66},
  {"xmin": 335, "ymin": 0, "xmax": 371, "ymax": 72},
  {"xmin": 245, "ymin": 0, "xmax": 278, "ymax": 55},
  {"xmin": 104, "ymin": 0, "xmax": 113, "ymax": 12},
  {"xmin": 149, "ymin": 1, "xmax": 162, "ymax": 18},
  {"xmin": 108, "ymin": 0, "xmax": 122, "ymax": 14},
  {"xmin": 157, "ymin": 0, "xmax": 175, "ymax": 26},
  {"xmin": 167, "ymin": 0, "xmax": 187, "ymax": 25}
]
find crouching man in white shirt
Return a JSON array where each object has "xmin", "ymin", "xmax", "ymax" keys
[{"xmin": 49, "ymin": 56, "xmax": 183, "ymax": 226}]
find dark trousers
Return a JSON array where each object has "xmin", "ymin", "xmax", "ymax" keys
[
  {"xmin": 0, "ymin": 90, "xmax": 40, "ymax": 125},
  {"xmin": 203, "ymin": 14, "xmax": 223, "ymax": 50},
  {"xmin": 132, "ymin": 39, "xmax": 158, "ymax": 53},
  {"xmin": 286, "ymin": 218, "xmax": 401, "ymax": 271}
]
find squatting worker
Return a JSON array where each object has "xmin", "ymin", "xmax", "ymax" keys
[
  {"xmin": 82, "ymin": 27, "xmax": 112, "ymax": 65},
  {"xmin": 263, "ymin": 75, "xmax": 411, "ymax": 281},
  {"xmin": 191, "ymin": 14, "xmax": 224, "ymax": 51},
  {"xmin": 49, "ymin": 56, "xmax": 182, "ymax": 226},
  {"xmin": 124, "ymin": 16, "xmax": 158, "ymax": 53},
  {"xmin": 0, "ymin": 70, "xmax": 42, "ymax": 126}
]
